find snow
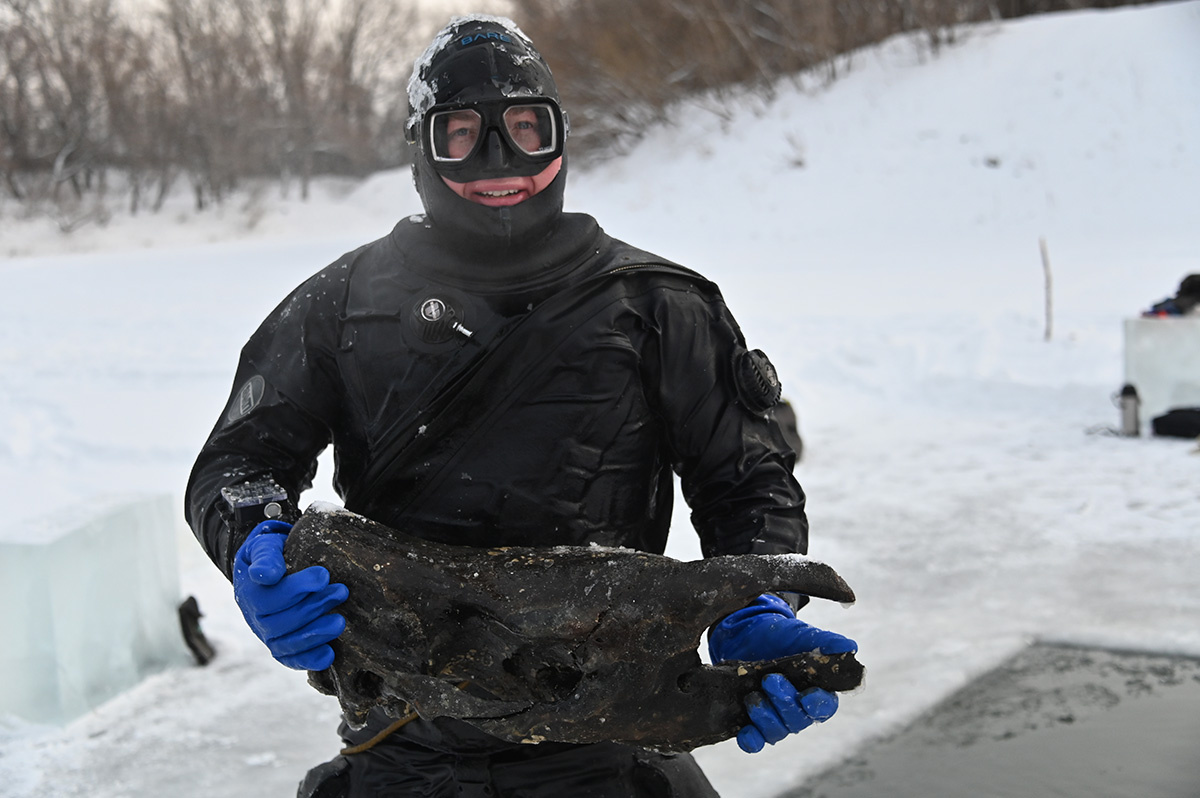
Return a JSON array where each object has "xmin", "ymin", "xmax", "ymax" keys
[{"xmin": 1, "ymin": 2, "xmax": 1198, "ymax": 795}]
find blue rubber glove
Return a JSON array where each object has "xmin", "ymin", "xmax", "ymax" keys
[
  {"xmin": 709, "ymin": 593, "xmax": 857, "ymax": 753},
  {"xmin": 232, "ymin": 519, "xmax": 349, "ymax": 671}
]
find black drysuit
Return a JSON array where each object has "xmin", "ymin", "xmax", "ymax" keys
[{"xmin": 185, "ymin": 211, "xmax": 806, "ymax": 796}]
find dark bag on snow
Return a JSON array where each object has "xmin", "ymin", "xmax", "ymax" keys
[{"xmin": 1151, "ymin": 407, "xmax": 1200, "ymax": 438}]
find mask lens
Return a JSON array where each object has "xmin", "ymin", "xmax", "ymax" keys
[
  {"xmin": 502, "ymin": 103, "xmax": 558, "ymax": 157},
  {"xmin": 423, "ymin": 100, "xmax": 563, "ymax": 179},
  {"xmin": 430, "ymin": 108, "xmax": 482, "ymax": 162}
]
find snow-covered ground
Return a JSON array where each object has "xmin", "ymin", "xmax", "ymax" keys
[{"xmin": 2, "ymin": 2, "xmax": 1198, "ymax": 796}]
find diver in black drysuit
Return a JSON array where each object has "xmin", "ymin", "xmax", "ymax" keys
[
  {"xmin": 186, "ymin": 15, "xmax": 853, "ymax": 797},
  {"xmin": 187, "ymin": 215, "xmax": 807, "ymax": 576}
]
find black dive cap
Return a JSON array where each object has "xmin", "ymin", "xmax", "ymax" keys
[{"xmin": 406, "ymin": 15, "xmax": 562, "ymax": 142}]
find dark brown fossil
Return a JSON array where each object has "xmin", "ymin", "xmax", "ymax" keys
[{"xmin": 284, "ymin": 505, "xmax": 863, "ymax": 752}]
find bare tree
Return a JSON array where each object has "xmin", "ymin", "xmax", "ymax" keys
[
  {"xmin": 4, "ymin": 0, "xmax": 94, "ymax": 198},
  {"xmin": 508, "ymin": 0, "xmax": 1018, "ymax": 157},
  {"xmin": 0, "ymin": 6, "xmax": 36, "ymax": 199},
  {"xmin": 0, "ymin": 0, "xmax": 1151, "ymax": 220},
  {"xmin": 94, "ymin": 12, "xmax": 180, "ymax": 212},
  {"xmin": 161, "ymin": 0, "xmax": 274, "ymax": 208},
  {"xmin": 160, "ymin": 0, "xmax": 417, "ymax": 206},
  {"xmin": 316, "ymin": 0, "xmax": 419, "ymax": 173},
  {"xmin": 233, "ymin": 0, "xmax": 321, "ymax": 198}
]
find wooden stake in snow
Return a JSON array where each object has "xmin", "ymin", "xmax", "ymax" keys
[{"xmin": 1040, "ymin": 236, "xmax": 1053, "ymax": 341}]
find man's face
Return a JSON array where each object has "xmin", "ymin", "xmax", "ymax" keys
[
  {"xmin": 425, "ymin": 99, "xmax": 564, "ymax": 205},
  {"xmin": 441, "ymin": 157, "xmax": 563, "ymax": 207}
]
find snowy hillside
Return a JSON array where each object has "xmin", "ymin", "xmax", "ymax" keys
[{"xmin": 1, "ymin": 2, "xmax": 1198, "ymax": 796}]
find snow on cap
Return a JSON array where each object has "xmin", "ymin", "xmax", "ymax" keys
[{"xmin": 406, "ymin": 15, "xmax": 560, "ymax": 139}]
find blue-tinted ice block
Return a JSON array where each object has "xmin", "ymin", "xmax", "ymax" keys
[{"xmin": 0, "ymin": 495, "xmax": 187, "ymax": 725}]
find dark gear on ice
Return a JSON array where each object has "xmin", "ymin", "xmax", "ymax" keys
[{"xmin": 185, "ymin": 14, "xmax": 857, "ymax": 798}]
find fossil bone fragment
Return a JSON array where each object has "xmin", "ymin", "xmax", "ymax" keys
[{"xmin": 285, "ymin": 505, "xmax": 863, "ymax": 752}]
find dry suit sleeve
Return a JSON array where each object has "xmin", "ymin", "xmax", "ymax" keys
[
  {"xmin": 184, "ymin": 270, "xmax": 344, "ymax": 579},
  {"xmin": 642, "ymin": 279, "xmax": 806, "ymax": 558}
]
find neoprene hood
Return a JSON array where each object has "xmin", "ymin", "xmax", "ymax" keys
[{"xmin": 407, "ymin": 16, "xmax": 568, "ymax": 254}]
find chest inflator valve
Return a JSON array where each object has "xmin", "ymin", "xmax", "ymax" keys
[{"xmin": 414, "ymin": 296, "xmax": 474, "ymax": 343}]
